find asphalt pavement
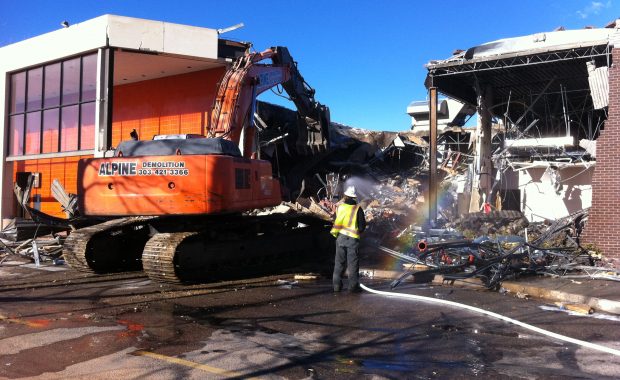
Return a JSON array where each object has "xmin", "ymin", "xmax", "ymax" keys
[{"xmin": 2, "ymin": 258, "xmax": 620, "ymax": 379}]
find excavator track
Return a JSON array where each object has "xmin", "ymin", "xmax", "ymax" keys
[
  {"xmin": 142, "ymin": 232, "xmax": 198, "ymax": 284},
  {"xmin": 63, "ymin": 216, "xmax": 156, "ymax": 273},
  {"xmin": 64, "ymin": 214, "xmax": 332, "ymax": 284},
  {"xmin": 140, "ymin": 215, "xmax": 331, "ymax": 284}
]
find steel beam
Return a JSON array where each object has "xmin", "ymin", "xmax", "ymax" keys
[
  {"xmin": 429, "ymin": 87, "xmax": 438, "ymax": 226},
  {"xmin": 428, "ymin": 45, "xmax": 610, "ymax": 76}
]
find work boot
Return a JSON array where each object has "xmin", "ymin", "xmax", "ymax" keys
[
  {"xmin": 333, "ymin": 280, "xmax": 342, "ymax": 293},
  {"xmin": 348, "ymin": 285, "xmax": 362, "ymax": 294}
]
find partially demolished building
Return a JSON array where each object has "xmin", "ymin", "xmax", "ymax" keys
[{"xmin": 424, "ymin": 20, "xmax": 620, "ymax": 261}]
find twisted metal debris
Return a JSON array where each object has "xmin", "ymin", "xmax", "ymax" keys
[{"xmin": 382, "ymin": 208, "xmax": 619, "ymax": 290}]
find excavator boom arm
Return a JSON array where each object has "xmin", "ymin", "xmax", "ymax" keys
[
  {"xmin": 209, "ymin": 46, "xmax": 329, "ymax": 157},
  {"xmin": 210, "ymin": 63, "xmax": 290, "ymax": 155}
]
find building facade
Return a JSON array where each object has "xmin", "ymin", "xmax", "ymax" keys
[{"xmin": 0, "ymin": 15, "xmax": 243, "ymax": 224}]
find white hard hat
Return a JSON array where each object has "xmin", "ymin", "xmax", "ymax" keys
[{"xmin": 344, "ymin": 186, "xmax": 357, "ymax": 198}]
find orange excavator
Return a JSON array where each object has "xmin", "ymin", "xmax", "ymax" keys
[{"xmin": 61, "ymin": 46, "xmax": 331, "ymax": 283}]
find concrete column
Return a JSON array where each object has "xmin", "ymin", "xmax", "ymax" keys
[
  {"xmin": 469, "ymin": 85, "xmax": 494, "ymax": 212},
  {"xmin": 95, "ymin": 48, "xmax": 113, "ymax": 156}
]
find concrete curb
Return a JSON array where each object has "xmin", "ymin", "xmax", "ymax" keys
[
  {"xmin": 360, "ymin": 267, "xmax": 620, "ymax": 315},
  {"xmin": 500, "ymin": 281, "xmax": 620, "ymax": 315}
]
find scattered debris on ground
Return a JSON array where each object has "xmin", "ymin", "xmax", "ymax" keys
[
  {"xmin": 294, "ymin": 273, "xmax": 320, "ymax": 281},
  {"xmin": 539, "ymin": 305, "xmax": 620, "ymax": 321},
  {"xmin": 554, "ymin": 302, "xmax": 594, "ymax": 315},
  {"xmin": 0, "ymin": 218, "xmax": 66, "ymax": 242},
  {"xmin": 0, "ymin": 232, "xmax": 65, "ymax": 266}
]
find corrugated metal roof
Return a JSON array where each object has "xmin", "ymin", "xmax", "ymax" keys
[{"xmin": 587, "ymin": 62, "xmax": 609, "ymax": 109}]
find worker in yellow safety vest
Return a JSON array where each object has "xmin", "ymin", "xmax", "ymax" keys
[{"xmin": 330, "ymin": 185, "xmax": 366, "ymax": 293}]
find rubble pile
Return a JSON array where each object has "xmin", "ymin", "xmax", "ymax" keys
[
  {"xmin": 0, "ymin": 218, "xmax": 66, "ymax": 242},
  {"xmin": 0, "ymin": 234, "xmax": 65, "ymax": 265},
  {"xmin": 529, "ymin": 209, "xmax": 588, "ymax": 247},
  {"xmin": 385, "ymin": 207, "xmax": 604, "ymax": 291},
  {"xmin": 363, "ymin": 177, "xmax": 423, "ymax": 244},
  {"xmin": 442, "ymin": 208, "xmax": 590, "ymax": 252},
  {"xmin": 0, "ymin": 218, "xmax": 67, "ymax": 265},
  {"xmin": 447, "ymin": 210, "xmax": 529, "ymax": 238},
  {"xmin": 252, "ymin": 107, "xmax": 433, "ymax": 246}
]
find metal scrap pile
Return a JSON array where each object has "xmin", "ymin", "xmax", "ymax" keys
[
  {"xmin": 0, "ymin": 219, "xmax": 65, "ymax": 265},
  {"xmin": 383, "ymin": 208, "xmax": 607, "ymax": 290}
]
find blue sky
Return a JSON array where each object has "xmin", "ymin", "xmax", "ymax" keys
[{"xmin": 1, "ymin": 0, "xmax": 618, "ymax": 131}]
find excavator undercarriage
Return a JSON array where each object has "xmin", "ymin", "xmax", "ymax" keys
[{"xmin": 62, "ymin": 213, "xmax": 331, "ymax": 284}]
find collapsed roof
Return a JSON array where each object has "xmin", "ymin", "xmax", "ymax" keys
[
  {"xmin": 255, "ymin": 101, "xmax": 427, "ymax": 201},
  {"xmin": 425, "ymin": 25, "xmax": 619, "ymax": 142}
]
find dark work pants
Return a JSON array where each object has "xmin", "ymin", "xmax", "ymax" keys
[{"xmin": 333, "ymin": 234, "xmax": 360, "ymax": 291}]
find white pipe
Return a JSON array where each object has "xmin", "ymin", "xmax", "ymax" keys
[{"xmin": 360, "ymin": 284, "xmax": 620, "ymax": 357}]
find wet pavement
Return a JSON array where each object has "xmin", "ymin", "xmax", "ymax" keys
[{"xmin": 0, "ymin": 259, "xmax": 619, "ymax": 379}]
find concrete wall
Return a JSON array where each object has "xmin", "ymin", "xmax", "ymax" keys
[
  {"xmin": 582, "ymin": 47, "xmax": 620, "ymax": 261},
  {"xmin": 0, "ymin": 15, "xmax": 218, "ymax": 73},
  {"xmin": 516, "ymin": 166, "xmax": 593, "ymax": 222}
]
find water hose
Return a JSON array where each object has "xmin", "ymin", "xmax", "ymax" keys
[{"xmin": 360, "ymin": 284, "xmax": 620, "ymax": 357}]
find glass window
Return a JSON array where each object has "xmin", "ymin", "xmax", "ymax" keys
[
  {"xmin": 27, "ymin": 68, "xmax": 43, "ymax": 111},
  {"xmin": 62, "ymin": 57, "xmax": 80, "ymax": 105},
  {"xmin": 61, "ymin": 105, "xmax": 79, "ymax": 151},
  {"xmin": 82, "ymin": 54, "xmax": 97, "ymax": 102},
  {"xmin": 9, "ymin": 115, "xmax": 24, "ymax": 156},
  {"xmin": 10, "ymin": 72, "xmax": 26, "ymax": 113},
  {"xmin": 44, "ymin": 63, "xmax": 61, "ymax": 108},
  {"xmin": 80, "ymin": 103, "xmax": 96, "ymax": 150},
  {"xmin": 42, "ymin": 109, "xmax": 59, "ymax": 153},
  {"xmin": 25, "ymin": 112, "xmax": 42, "ymax": 155},
  {"xmin": 8, "ymin": 52, "xmax": 98, "ymax": 157}
]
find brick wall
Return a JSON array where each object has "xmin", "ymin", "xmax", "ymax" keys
[{"xmin": 582, "ymin": 47, "xmax": 620, "ymax": 263}]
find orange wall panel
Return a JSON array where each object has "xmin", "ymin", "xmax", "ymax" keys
[
  {"xmin": 12, "ymin": 155, "xmax": 91, "ymax": 217},
  {"xmin": 112, "ymin": 67, "xmax": 225, "ymax": 146}
]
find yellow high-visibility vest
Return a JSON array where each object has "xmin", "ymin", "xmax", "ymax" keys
[{"xmin": 330, "ymin": 203, "xmax": 361, "ymax": 239}]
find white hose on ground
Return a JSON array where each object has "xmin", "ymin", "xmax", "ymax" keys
[{"xmin": 360, "ymin": 283, "xmax": 620, "ymax": 357}]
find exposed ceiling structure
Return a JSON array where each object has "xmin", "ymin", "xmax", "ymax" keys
[
  {"xmin": 425, "ymin": 27, "xmax": 617, "ymax": 141},
  {"xmin": 113, "ymin": 50, "xmax": 225, "ymax": 85}
]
